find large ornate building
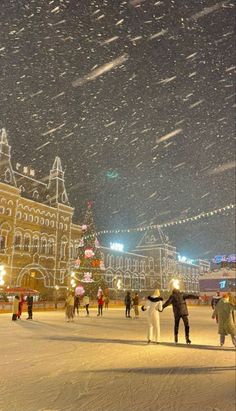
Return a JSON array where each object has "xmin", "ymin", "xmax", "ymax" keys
[
  {"xmin": 0, "ymin": 128, "xmax": 210, "ymax": 295},
  {"xmin": 0, "ymin": 128, "xmax": 81, "ymax": 293}
]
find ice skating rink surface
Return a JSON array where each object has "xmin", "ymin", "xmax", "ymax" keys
[{"xmin": 0, "ymin": 306, "xmax": 235, "ymax": 411}]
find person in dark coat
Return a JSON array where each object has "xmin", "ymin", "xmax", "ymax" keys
[
  {"xmin": 211, "ymin": 291, "xmax": 221, "ymax": 310},
  {"xmin": 124, "ymin": 291, "xmax": 132, "ymax": 318},
  {"xmin": 26, "ymin": 294, "xmax": 33, "ymax": 320},
  {"xmin": 74, "ymin": 295, "xmax": 80, "ymax": 315},
  {"xmin": 151, "ymin": 288, "xmax": 199, "ymax": 344}
]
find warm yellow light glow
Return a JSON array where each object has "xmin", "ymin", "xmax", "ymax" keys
[{"xmin": 172, "ymin": 279, "xmax": 180, "ymax": 289}]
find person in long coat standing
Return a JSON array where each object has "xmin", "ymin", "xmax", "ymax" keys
[
  {"xmin": 65, "ymin": 293, "xmax": 75, "ymax": 322},
  {"xmin": 124, "ymin": 291, "xmax": 132, "ymax": 318},
  {"xmin": 154, "ymin": 288, "xmax": 199, "ymax": 344},
  {"xmin": 142, "ymin": 289, "xmax": 163, "ymax": 344},
  {"xmin": 212, "ymin": 293, "xmax": 236, "ymax": 346},
  {"xmin": 12, "ymin": 295, "xmax": 19, "ymax": 321}
]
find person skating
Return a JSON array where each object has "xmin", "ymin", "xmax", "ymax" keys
[
  {"xmin": 212, "ymin": 293, "xmax": 236, "ymax": 347},
  {"xmin": 124, "ymin": 291, "xmax": 132, "ymax": 318},
  {"xmin": 141, "ymin": 289, "xmax": 163, "ymax": 344},
  {"xmin": 97, "ymin": 294, "xmax": 104, "ymax": 316},
  {"xmin": 152, "ymin": 288, "xmax": 200, "ymax": 344},
  {"xmin": 12, "ymin": 295, "xmax": 19, "ymax": 321},
  {"xmin": 26, "ymin": 294, "xmax": 33, "ymax": 320},
  {"xmin": 132, "ymin": 293, "xmax": 139, "ymax": 319},
  {"xmin": 83, "ymin": 294, "xmax": 90, "ymax": 316},
  {"xmin": 65, "ymin": 293, "xmax": 75, "ymax": 322}
]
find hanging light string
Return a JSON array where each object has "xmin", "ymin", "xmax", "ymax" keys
[{"xmin": 87, "ymin": 203, "xmax": 235, "ymax": 237}]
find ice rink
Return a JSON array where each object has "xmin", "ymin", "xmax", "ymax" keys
[{"xmin": 0, "ymin": 306, "xmax": 235, "ymax": 411}]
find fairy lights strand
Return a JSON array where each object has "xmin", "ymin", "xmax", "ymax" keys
[{"xmin": 90, "ymin": 203, "xmax": 235, "ymax": 237}]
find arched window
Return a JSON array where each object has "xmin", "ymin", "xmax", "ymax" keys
[
  {"xmin": 48, "ymin": 240, "xmax": 54, "ymax": 256},
  {"xmin": 32, "ymin": 190, "xmax": 39, "ymax": 200},
  {"xmin": 0, "ymin": 223, "xmax": 11, "ymax": 253},
  {"xmin": 41, "ymin": 238, "xmax": 47, "ymax": 254},
  {"xmin": 32, "ymin": 237, "xmax": 39, "ymax": 253},
  {"xmin": 0, "ymin": 234, "xmax": 6, "ymax": 252},
  {"xmin": 149, "ymin": 258, "xmax": 154, "ymax": 270},
  {"xmin": 35, "ymin": 216, "xmax": 39, "ymax": 224},
  {"xmin": 50, "ymin": 221, "xmax": 54, "ymax": 228},
  {"xmin": 23, "ymin": 235, "xmax": 30, "ymax": 252},
  {"xmin": 14, "ymin": 233, "xmax": 22, "ymax": 250},
  {"xmin": 45, "ymin": 219, "xmax": 49, "ymax": 226},
  {"xmin": 40, "ymin": 217, "xmax": 44, "ymax": 225},
  {"xmin": 16, "ymin": 211, "xmax": 21, "ymax": 219},
  {"xmin": 60, "ymin": 241, "xmax": 67, "ymax": 260},
  {"xmin": 28, "ymin": 215, "xmax": 33, "ymax": 222},
  {"xmin": 5, "ymin": 208, "xmax": 12, "ymax": 216}
]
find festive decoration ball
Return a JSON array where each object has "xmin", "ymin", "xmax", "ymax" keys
[
  {"xmin": 84, "ymin": 248, "xmax": 95, "ymax": 258},
  {"xmin": 92, "ymin": 259, "xmax": 101, "ymax": 267},
  {"xmin": 82, "ymin": 224, "xmax": 87, "ymax": 231},
  {"xmin": 75, "ymin": 285, "xmax": 85, "ymax": 296}
]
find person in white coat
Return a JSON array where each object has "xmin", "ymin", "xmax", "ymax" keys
[{"xmin": 142, "ymin": 289, "xmax": 163, "ymax": 344}]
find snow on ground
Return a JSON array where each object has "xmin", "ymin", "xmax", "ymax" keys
[{"xmin": 0, "ymin": 307, "xmax": 235, "ymax": 411}]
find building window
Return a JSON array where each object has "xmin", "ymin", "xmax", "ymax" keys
[
  {"xmin": 48, "ymin": 240, "xmax": 54, "ymax": 256},
  {"xmin": 29, "ymin": 215, "xmax": 33, "ymax": 222},
  {"xmin": 32, "ymin": 237, "xmax": 39, "ymax": 253},
  {"xmin": 5, "ymin": 208, "xmax": 12, "ymax": 216},
  {"xmin": 0, "ymin": 235, "xmax": 6, "ymax": 253},
  {"xmin": 41, "ymin": 238, "xmax": 47, "ymax": 254},
  {"xmin": 0, "ymin": 207, "xmax": 4, "ymax": 214},
  {"xmin": 149, "ymin": 258, "xmax": 154, "ymax": 270},
  {"xmin": 23, "ymin": 235, "xmax": 30, "ymax": 252},
  {"xmin": 60, "ymin": 241, "xmax": 67, "ymax": 260},
  {"xmin": 14, "ymin": 233, "xmax": 22, "ymax": 250}
]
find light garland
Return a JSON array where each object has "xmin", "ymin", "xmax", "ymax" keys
[{"xmin": 92, "ymin": 203, "xmax": 235, "ymax": 237}]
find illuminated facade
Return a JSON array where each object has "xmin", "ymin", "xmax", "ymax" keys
[
  {"xmin": 0, "ymin": 128, "xmax": 82, "ymax": 293},
  {"xmin": 0, "ymin": 128, "xmax": 210, "ymax": 294}
]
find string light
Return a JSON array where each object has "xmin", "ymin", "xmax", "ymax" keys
[{"xmin": 88, "ymin": 203, "xmax": 235, "ymax": 238}]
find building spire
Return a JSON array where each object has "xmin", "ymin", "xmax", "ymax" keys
[
  {"xmin": 0, "ymin": 128, "xmax": 8, "ymax": 145},
  {"xmin": 0, "ymin": 128, "xmax": 16, "ymax": 187},
  {"xmin": 52, "ymin": 156, "xmax": 63, "ymax": 172},
  {"xmin": 47, "ymin": 156, "xmax": 69, "ymax": 206}
]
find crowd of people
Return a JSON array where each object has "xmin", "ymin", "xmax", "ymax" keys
[{"xmin": 11, "ymin": 288, "xmax": 236, "ymax": 347}]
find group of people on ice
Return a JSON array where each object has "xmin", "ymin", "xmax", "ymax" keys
[
  {"xmin": 12, "ymin": 294, "xmax": 33, "ymax": 321},
  {"xmin": 140, "ymin": 288, "xmax": 236, "ymax": 347},
  {"xmin": 65, "ymin": 290, "xmax": 110, "ymax": 322}
]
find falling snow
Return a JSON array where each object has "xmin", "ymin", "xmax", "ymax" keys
[{"xmin": 0, "ymin": 0, "xmax": 235, "ymax": 258}]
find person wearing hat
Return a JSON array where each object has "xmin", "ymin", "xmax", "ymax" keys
[
  {"xmin": 141, "ymin": 289, "xmax": 163, "ymax": 344},
  {"xmin": 212, "ymin": 293, "xmax": 236, "ymax": 347}
]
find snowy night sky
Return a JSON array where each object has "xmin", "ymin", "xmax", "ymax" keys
[{"xmin": 0, "ymin": 0, "xmax": 235, "ymax": 259}]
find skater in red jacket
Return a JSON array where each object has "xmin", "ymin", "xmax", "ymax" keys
[{"xmin": 97, "ymin": 294, "xmax": 104, "ymax": 316}]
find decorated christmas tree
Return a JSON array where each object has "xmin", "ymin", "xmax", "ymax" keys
[{"xmin": 73, "ymin": 201, "xmax": 107, "ymax": 298}]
